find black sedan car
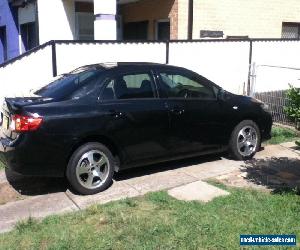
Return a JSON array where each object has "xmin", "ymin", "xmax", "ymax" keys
[{"xmin": 0, "ymin": 63, "xmax": 272, "ymax": 194}]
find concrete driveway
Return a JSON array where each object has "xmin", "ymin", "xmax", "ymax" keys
[{"xmin": 0, "ymin": 143, "xmax": 299, "ymax": 233}]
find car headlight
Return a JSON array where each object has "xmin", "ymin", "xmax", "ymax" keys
[{"xmin": 260, "ymin": 102, "xmax": 269, "ymax": 112}]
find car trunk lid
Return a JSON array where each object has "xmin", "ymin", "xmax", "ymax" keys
[{"xmin": 1, "ymin": 97, "xmax": 51, "ymax": 138}]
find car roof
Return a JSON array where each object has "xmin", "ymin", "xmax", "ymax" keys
[
  {"xmin": 78, "ymin": 62, "xmax": 182, "ymax": 71},
  {"xmin": 71, "ymin": 62, "xmax": 220, "ymax": 90}
]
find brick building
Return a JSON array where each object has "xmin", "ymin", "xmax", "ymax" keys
[{"xmin": 122, "ymin": 0, "xmax": 300, "ymax": 40}]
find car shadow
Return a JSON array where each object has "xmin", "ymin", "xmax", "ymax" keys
[
  {"xmin": 5, "ymin": 168, "xmax": 68, "ymax": 196},
  {"xmin": 114, "ymin": 153, "xmax": 224, "ymax": 181},
  {"xmin": 4, "ymin": 153, "xmax": 224, "ymax": 196},
  {"xmin": 241, "ymin": 157, "xmax": 300, "ymax": 194}
]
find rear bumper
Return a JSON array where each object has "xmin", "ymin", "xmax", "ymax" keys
[
  {"xmin": 0, "ymin": 137, "xmax": 16, "ymax": 169},
  {"xmin": 0, "ymin": 134, "xmax": 70, "ymax": 177}
]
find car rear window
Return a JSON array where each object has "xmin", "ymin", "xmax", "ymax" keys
[{"xmin": 35, "ymin": 67, "xmax": 104, "ymax": 100}]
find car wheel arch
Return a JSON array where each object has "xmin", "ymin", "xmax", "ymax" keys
[
  {"xmin": 66, "ymin": 135, "xmax": 122, "ymax": 174},
  {"xmin": 226, "ymin": 117, "xmax": 261, "ymax": 142},
  {"xmin": 239, "ymin": 116, "xmax": 263, "ymax": 133}
]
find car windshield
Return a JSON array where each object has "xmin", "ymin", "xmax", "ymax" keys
[{"xmin": 34, "ymin": 66, "xmax": 104, "ymax": 100}]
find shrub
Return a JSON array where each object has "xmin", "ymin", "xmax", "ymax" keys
[{"xmin": 284, "ymin": 84, "xmax": 300, "ymax": 127}]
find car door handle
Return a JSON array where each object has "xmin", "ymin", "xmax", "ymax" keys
[
  {"xmin": 108, "ymin": 110, "xmax": 123, "ymax": 118},
  {"xmin": 170, "ymin": 107, "xmax": 185, "ymax": 115}
]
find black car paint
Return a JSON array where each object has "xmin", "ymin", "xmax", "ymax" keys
[{"xmin": 0, "ymin": 63, "xmax": 272, "ymax": 177}]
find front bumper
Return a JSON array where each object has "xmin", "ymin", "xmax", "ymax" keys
[{"xmin": 260, "ymin": 112, "xmax": 273, "ymax": 142}]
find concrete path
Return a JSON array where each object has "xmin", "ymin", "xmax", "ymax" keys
[{"xmin": 0, "ymin": 143, "xmax": 299, "ymax": 233}]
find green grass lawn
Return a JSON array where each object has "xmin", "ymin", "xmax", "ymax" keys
[
  {"xmin": 0, "ymin": 185, "xmax": 299, "ymax": 250},
  {"xmin": 265, "ymin": 126, "xmax": 300, "ymax": 145}
]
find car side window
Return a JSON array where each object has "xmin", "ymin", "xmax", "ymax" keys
[
  {"xmin": 101, "ymin": 79, "xmax": 115, "ymax": 100},
  {"xmin": 67, "ymin": 71, "xmax": 102, "ymax": 100},
  {"xmin": 158, "ymin": 71, "xmax": 216, "ymax": 100},
  {"xmin": 100, "ymin": 72, "xmax": 155, "ymax": 100}
]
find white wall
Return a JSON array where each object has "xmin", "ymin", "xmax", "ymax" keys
[
  {"xmin": 37, "ymin": 0, "xmax": 75, "ymax": 44},
  {"xmin": 252, "ymin": 41, "xmax": 300, "ymax": 92},
  {"xmin": 55, "ymin": 42, "xmax": 166, "ymax": 74},
  {"xmin": 169, "ymin": 41, "xmax": 250, "ymax": 94},
  {"xmin": 0, "ymin": 45, "xmax": 53, "ymax": 98}
]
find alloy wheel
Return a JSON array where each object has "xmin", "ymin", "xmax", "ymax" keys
[
  {"xmin": 237, "ymin": 125, "xmax": 258, "ymax": 157},
  {"xmin": 76, "ymin": 150, "xmax": 110, "ymax": 189}
]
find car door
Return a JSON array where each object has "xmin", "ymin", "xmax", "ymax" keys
[
  {"xmin": 154, "ymin": 69, "xmax": 190, "ymax": 155},
  {"xmin": 97, "ymin": 68, "xmax": 170, "ymax": 166},
  {"xmin": 155, "ymin": 68, "xmax": 229, "ymax": 156}
]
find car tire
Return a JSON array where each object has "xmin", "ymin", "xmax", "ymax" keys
[
  {"xmin": 66, "ymin": 142, "xmax": 115, "ymax": 195},
  {"xmin": 229, "ymin": 120, "xmax": 261, "ymax": 161}
]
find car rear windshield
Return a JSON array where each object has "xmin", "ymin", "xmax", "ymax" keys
[{"xmin": 34, "ymin": 66, "xmax": 104, "ymax": 100}]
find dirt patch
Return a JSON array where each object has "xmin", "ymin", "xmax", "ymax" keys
[
  {"xmin": 0, "ymin": 183, "xmax": 23, "ymax": 205},
  {"xmin": 214, "ymin": 170, "xmax": 271, "ymax": 192},
  {"xmin": 213, "ymin": 156, "xmax": 300, "ymax": 194}
]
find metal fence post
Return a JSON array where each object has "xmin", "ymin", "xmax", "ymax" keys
[
  {"xmin": 51, "ymin": 41, "xmax": 57, "ymax": 77},
  {"xmin": 249, "ymin": 62, "xmax": 256, "ymax": 97},
  {"xmin": 165, "ymin": 41, "xmax": 169, "ymax": 64},
  {"xmin": 247, "ymin": 40, "xmax": 253, "ymax": 96}
]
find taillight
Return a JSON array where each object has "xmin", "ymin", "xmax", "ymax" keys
[{"xmin": 10, "ymin": 114, "xmax": 43, "ymax": 132}]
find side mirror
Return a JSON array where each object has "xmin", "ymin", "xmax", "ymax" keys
[{"xmin": 217, "ymin": 89, "xmax": 226, "ymax": 101}]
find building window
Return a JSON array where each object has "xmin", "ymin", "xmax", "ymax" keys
[
  {"xmin": 75, "ymin": 2, "xmax": 94, "ymax": 40},
  {"xmin": 282, "ymin": 22, "xmax": 300, "ymax": 39},
  {"xmin": 156, "ymin": 20, "xmax": 170, "ymax": 40},
  {"xmin": 18, "ymin": 2, "xmax": 38, "ymax": 53},
  {"xmin": 0, "ymin": 26, "xmax": 7, "ymax": 62},
  {"xmin": 20, "ymin": 22, "xmax": 38, "ymax": 51},
  {"xmin": 123, "ymin": 21, "xmax": 148, "ymax": 40}
]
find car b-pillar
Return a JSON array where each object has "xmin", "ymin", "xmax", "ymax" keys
[{"xmin": 94, "ymin": 0, "xmax": 117, "ymax": 40}]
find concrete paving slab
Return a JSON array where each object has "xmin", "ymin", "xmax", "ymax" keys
[
  {"xmin": 0, "ymin": 192, "xmax": 78, "ymax": 233},
  {"xmin": 67, "ymin": 181, "xmax": 140, "ymax": 209},
  {"xmin": 168, "ymin": 180, "xmax": 230, "ymax": 202},
  {"xmin": 179, "ymin": 159, "xmax": 243, "ymax": 180},
  {"xmin": 123, "ymin": 170, "xmax": 198, "ymax": 195}
]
